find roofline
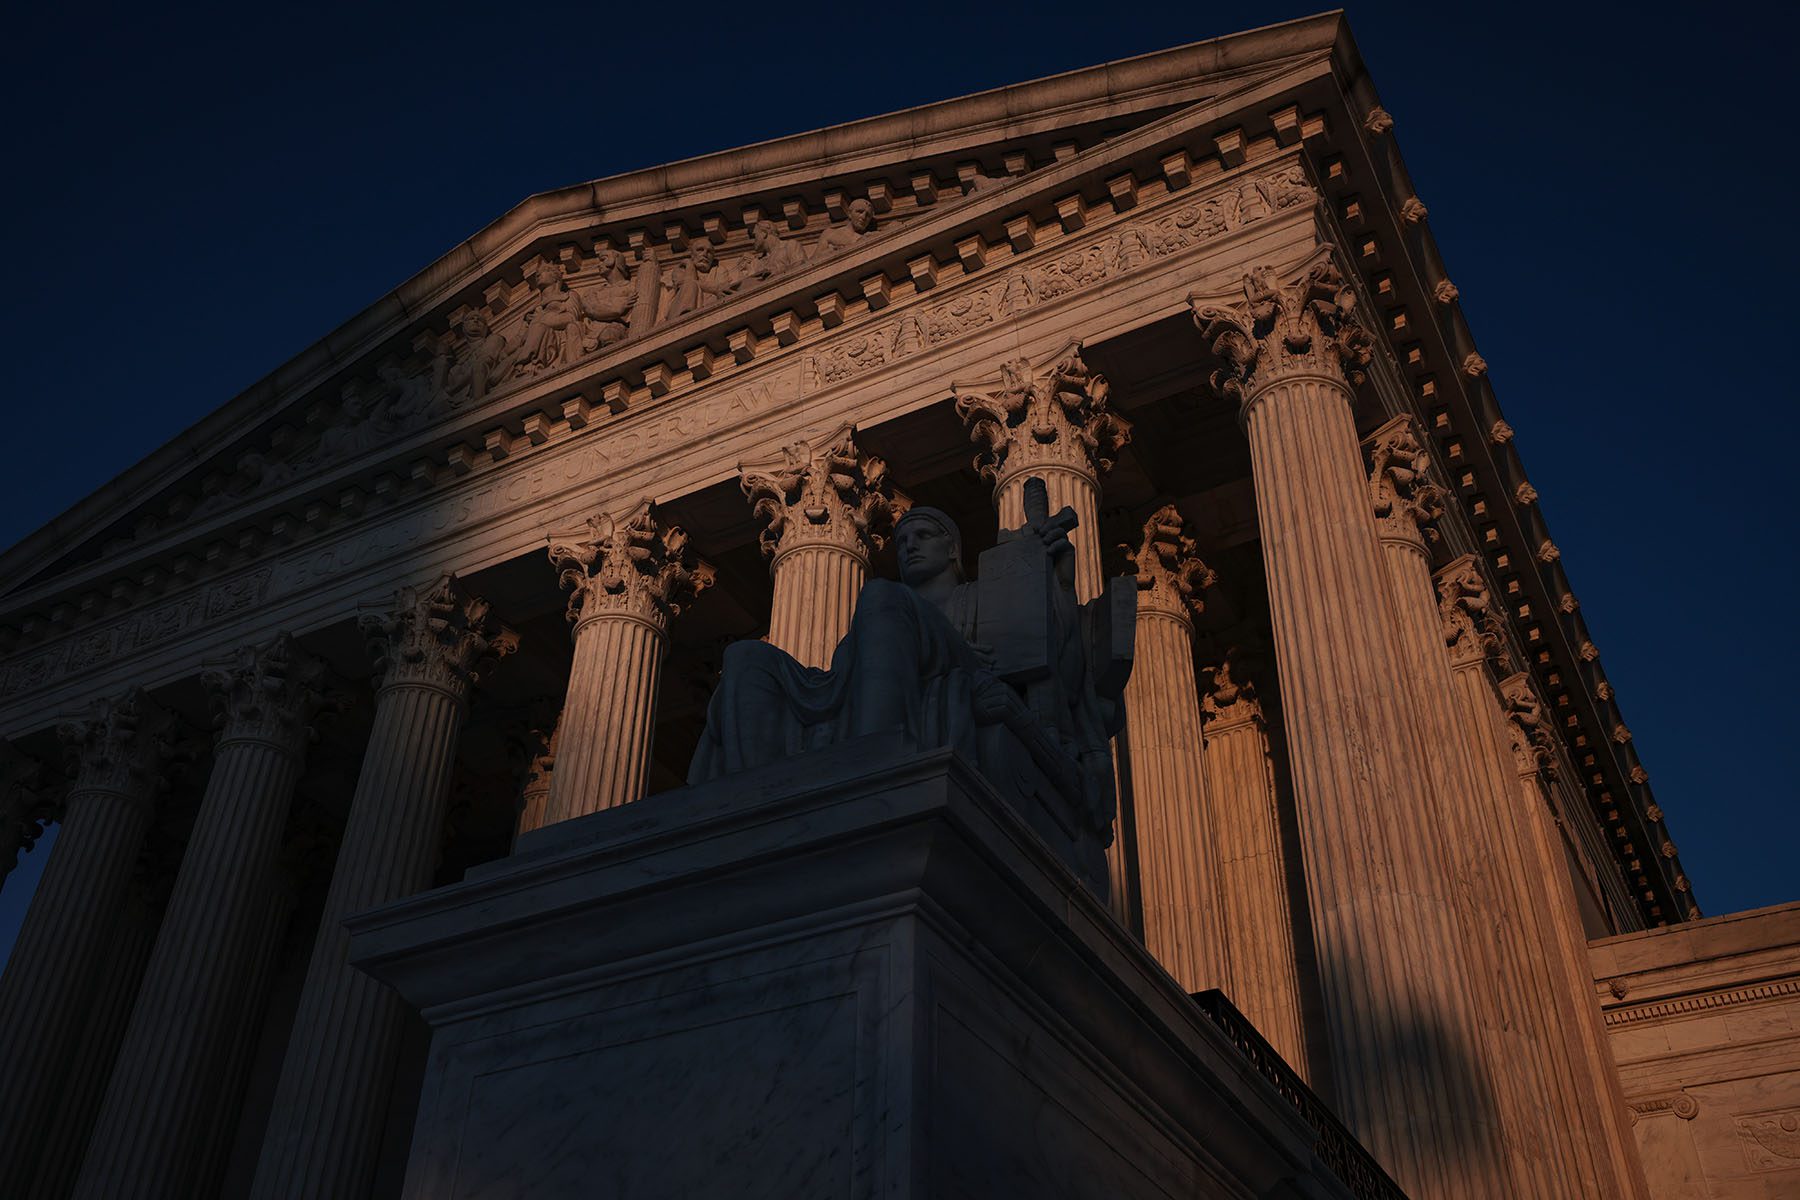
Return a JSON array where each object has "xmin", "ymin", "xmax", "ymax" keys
[{"xmin": 0, "ymin": 10, "xmax": 1347, "ymax": 580}]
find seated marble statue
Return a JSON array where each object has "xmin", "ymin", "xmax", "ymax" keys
[{"xmin": 689, "ymin": 477, "xmax": 1133, "ymax": 896}]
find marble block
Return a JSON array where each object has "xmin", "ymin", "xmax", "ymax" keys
[{"xmin": 348, "ymin": 736, "xmax": 1357, "ymax": 1199}]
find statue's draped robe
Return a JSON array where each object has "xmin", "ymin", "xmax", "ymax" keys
[{"xmin": 689, "ymin": 579, "xmax": 983, "ymax": 781}]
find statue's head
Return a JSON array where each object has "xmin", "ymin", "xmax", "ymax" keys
[
  {"xmin": 894, "ymin": 506, "xmax": 963, "ymax": 587},
  {"xmin": 847, "ymin": 198, "xmax": 875, "ymax": 233},
  {"xmin": 594, "ymin": 247, "xmax": 624, "ymax": 275},
  {"xmin": 691, "ymin": 242, "xmax": 717, "ymax": 271}
]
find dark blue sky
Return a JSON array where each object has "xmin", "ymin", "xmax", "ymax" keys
[{"xmin": 2, "ymin": 2, "xmax": 1795, "ymax": 960}]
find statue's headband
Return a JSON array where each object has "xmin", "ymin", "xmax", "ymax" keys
[{"xmin": 895, "ymin": 506, "xmax": 964, "ymax": 576}]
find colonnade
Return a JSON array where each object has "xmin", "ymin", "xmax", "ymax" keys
[{"xmin": 0, "ymin": 243, "xmax": 1642, "ymax": 1198}]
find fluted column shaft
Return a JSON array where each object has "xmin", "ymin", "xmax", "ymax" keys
[
  {"xmin": 769, "ymin": 543, "xmax": 868, "ymax": 668},
  {"xmin": 250, "ymin": 577, "xmax": 513, "ymax": 1200},
  {"xmin": 0, "ymin": 691, "xmax": 170, "ymax": 1194},
  {"xmin": 1245, "ymin": 376, "xmax": 1510, "ymax": 1195},
  {"xmin": 743, "ymin": 425, "xmax": 903, "ymax": 670},
  {"xmin": 545, "ymin": 502, "xmax": 712, "ymax": 824},
  {"xmin": 1195, "ymin": 252, "xmax": 1514, "ymax": 1195},
  {"xmin": 1201, "ymin": 686, "xmax": 1309, "ymax": 1073},
  {"xmin": 1121, "ymin": 506, "xmax": 1228, "ymax": 992},
  {"xmin": 1375, "ymin": 530, "xmax": 1580, "ymax": 1197},
  {"xmin": 1491, "ymin": 671, "xmax": 1650, "ymax": 1199},
  {"xmin": 75, "ymin": 635, "xmax": 329, "ymax": 1199},
  {"xmin": 547, "ymin": 608, "xmax": 666, "ymax": 819},
  {"xmin": 27, "ymin": 888, "xmax": 161, "ymax": 1199},
  {"xmin": 1126, "ymin": 606, "xmax": 1229, "ymax": 991}
]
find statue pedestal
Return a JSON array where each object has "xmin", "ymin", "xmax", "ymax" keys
[{"xmin": 348, "ymin": 736, "xmax": 1357, "ymax": 1199}]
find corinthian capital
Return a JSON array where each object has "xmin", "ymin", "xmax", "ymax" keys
[
  {"xmin": 1366, "ymin": 417, "xmax": 1444, "ymax": 550},
  {"xmin": 1124, "ymin": 505, "xmax": 1216, "ymax": 622},
  {"xmin": 1436, "ymin": 556, "xmax": 1499, "ymax": 667},
  {"xmin": 1498, "ymin": 672, "xmax": 1556, "ymax": 779},
  {"xmin": 953, "ymin": 342, "xmax": 1130, "ymax": 491},
  {"xmin": 360, "ymin": 575, "xmax": 518, "ymax": 699},
  {"xmin": 739, "ymin": 424, "xmax": 908, "ymax": 563},
  {"xmin": 1, "ymin": 742, "xmax": 58, "ymax": 875},
  {"xmin": 1189, "ymin": 250, "xmax": 1376, "ymax": 411},
  {"xmin": 1201, "ymin": 651, "xmax": 1265, "ymax": 730},
  {"xmin": 548, "ymin": 501, "xmax": 716, "ymax": 631},
  {"xmin": 203, "ymin": 632, "xmax": 338, "ymax": 755},
  {"xmin": 57, "ymin": 688, "xmax": 178, "ymax": 801}
]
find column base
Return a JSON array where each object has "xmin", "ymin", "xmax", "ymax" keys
[{"xmin": 349, "ymin": 736, "xmax": 1368, "ymax": 1199}]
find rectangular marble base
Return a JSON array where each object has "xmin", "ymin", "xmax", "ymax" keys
[{"xmin": 348, "ymin": 736, "xmax": 1353, "ymax": 1199}]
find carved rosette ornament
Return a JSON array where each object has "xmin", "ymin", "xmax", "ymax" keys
[
  {"xmin": 953, "ymin": 343, "xmax": 1129, "ymax": 498},
  {"xmin": 57, "ymin": 688, "xmax": 178, "ymax": 801},
  {"xmin": 201, "ymin": 632, "xmax": 336, "ymax": 756},
  {"xmin": 1190, "ymin": 252, "xmax": 1377, "ymax": 416},
  {"xmin": 1436, "ymin": 556, "xmax": 1500, "ymax": 668},
  {"xmin": 359, "ymin": 575, "xmax": 519, "ymax": 702},
  {"xmin": 1201, "ymin": 654, "xmax": 1266, "ymax": 732},
  {"xmin": 1124, "ymin": 505, "xmax": 1216, "ymax": 624},
  {"xmin": 740, "ymin": 425, "xmax": 907, "ymax": 565},
  {"xmin": 1499, "ymin": 672, "xmax": 1556, "ymax": 779},
  {"xmin": 549, "ymin": 502, "xmax": 715, "ymax": 636},
  {"xmin": 1366, "ymin": 418, "xmax": 1445, "ymax": 552}
]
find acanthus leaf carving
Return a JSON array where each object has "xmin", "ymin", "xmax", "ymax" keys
[
  {"xmin": 739, "ymin": 425, "xmax": 908, "ymax": 562},
  {"xmin": 359, "ymin": 574, "xmax": 518, "ymax": 700},
  {"xmin": 1201, "ymin": 650, "xmax": 1265, "ymax": 730},
  {"xmin": 201, "ymin": 631, "xmax": 340, "ymax": 756},
  {"xmin": 1123, "ymin": 505, "xmax": 1215, "ymax": 623},
  {"xmin": 56, "ymin": 687, "xmax": 179, "ymax": 802},
  {"xmin": 954, "ymin": 343, "xmax": 1129, "ymax": 491},
  {"xmin": 1367, "ymin": 418, "xmax": 1445, "ymax": 550},
  {"xmin": 1, "ymin": 742, "xmax": 60, "ymax": 875},
  {"xmin": 1436, "ymin": 556, "xmax": 1501, "ymax": 667},
  {"xmin": 1498, "ymin": 672, "xmax": 1556, "ymax": 779},
  {"xmin": 548, "ymin": 501, "xmax": 715, "ymax": 632},
  {"xmin": 1190, "ymin": 250, "xmax": 1377, "ymax": 412}
]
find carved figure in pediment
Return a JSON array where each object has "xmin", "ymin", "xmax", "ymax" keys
[
  {"xmin": 439, "ymin": 312, "xmax": 521, "ymax": 405},
  {"xmin": 192, "ymin": 451, "xmax": 296, "ymax": 517},
  {"xmin": 813, "ymin": 198, "xmax": 876, "ymax": 259},
  {"xmin": 577, "ymin": 248, "xmax": 638, "ymax": 349},
  {"xmin": 660, "ymin": 242, "xmax": 735, "ymax": 322},
  {"xmin": 733, "ymin": 222, "xmax": 806, "ymax": 291},
  {"xmin": 516, "ymin": 264, "xmax": 594, "ymax": 371}
]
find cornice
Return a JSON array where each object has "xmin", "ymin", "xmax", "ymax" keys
[
  {"xmin": 0, "ymin": 145, "xmax": 1324, "ymax": 729},
  {"xmin": 1304, "ymin": 78, "xmax": 1696, "ymax": 928},
  {"xmin": 0, "ymin": 83, "xmax": 1329, "ymax": 635},
  {"xmin": 0, "ymin": 14, "xmax": 1344, "ymax": 594}
]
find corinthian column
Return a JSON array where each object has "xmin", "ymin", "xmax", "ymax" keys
[
  {"xmin": 74, "ymin": 635, "xmax": 333, "ymax": 1200},
  {"xmin": 513, "ymin": 720, "xmax": 557, "ymax": 837},
  {"xmin": 1492, "ymin": 667, "xmax": 1649, "ymax": 1199},
  {"xmin": 1191, "ymin": 252, "xmax": 1514, "ymax": 1197},
  {"xmin": 0, "ymin": 690, "xmax": 175, "ymax": 1194},
  {"xmin": 954, "ymin": 342, "xmax": 1129, "ymax": 602},
  {"xmin": 544, "ymin": 503, "xmax": 713, "ymax": 822},
  {"xmin": 1200, "ymin": 652, "xmax": 1309, "ymax": 1075},
  {"xmin": 1120, "ymin": 506, "xmax": 1230, "ymax": 993},
  {"xmin": 250, "ymin": 576, "xmax": 514, "ymax": 1200},
  {"xmin": 741, "ymin": 424, "xmax": 907, "ymax": 668},
  {"xmin": 1366, "ymin": 419, "xmax": 1580, "ymax": 1196}
]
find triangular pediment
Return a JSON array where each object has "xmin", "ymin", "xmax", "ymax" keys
[{"xmin": 0, "ymin": 13, "xmax": 1348, "ymax": 619}]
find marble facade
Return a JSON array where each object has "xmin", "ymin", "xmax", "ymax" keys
[{"xmin": 0, "ymin": 12, "xmax": 1753, "ymax": 1199}]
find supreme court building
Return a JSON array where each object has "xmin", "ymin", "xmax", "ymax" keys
[{"xmin": 3, "ymin": 13, "xmax": 1797, "ymax": 1200}]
